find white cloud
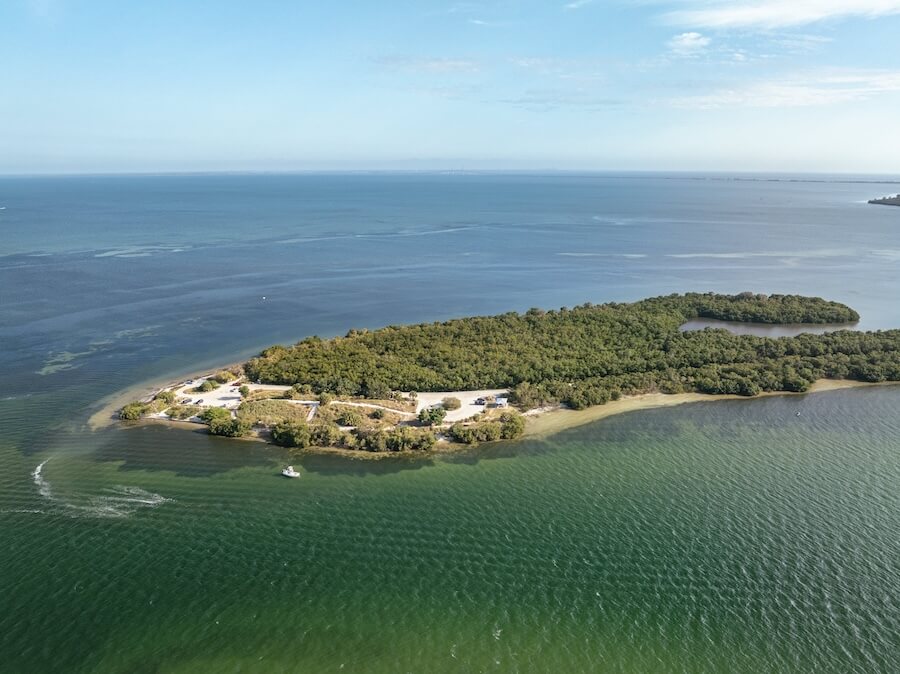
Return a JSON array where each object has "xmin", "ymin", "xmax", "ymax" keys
[
  {"xmin": 772, "ymin": 33, "xmax": 833, "ymax": 52},
  {"xmin": 667, "ymin": 32, "xmax": 711, "ymax": 56},
  {"xmin": 670, "ymin": 70, "xmax": 900, "ymax": 108},
  {"xmin": 666, "ymin": 0, "xmax": 900, "ymax": 29},
  {"xmin": 564, "ymin": 0, "xmax": 594, "ymax": 10}
]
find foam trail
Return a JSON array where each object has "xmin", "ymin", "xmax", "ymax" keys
[
  {"xmin": 31, "ymin": 459, "xmax": 172, "ymax": 519},
  {"xmin": 32, "ymin": 460, "xmax": 53, "ymax": 501}
]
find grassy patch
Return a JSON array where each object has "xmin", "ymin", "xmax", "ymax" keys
[
  {"xmin": 315, "ymin": 403, "xmax": 404, "ymax": 430},
  {"xmin": 166, "ymin": 404, "xmax": 202, "ymax": 420},
  {"xmin": 236, "ymin": 400, "xmax": 311, "ymax": 427}
]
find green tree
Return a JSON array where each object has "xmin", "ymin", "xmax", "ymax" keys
[
  {"xmin": 209, "ymin": 417, "xmax": 250, "ymax": 437},
  {"xmin": 155, "ymin": 390, "xmax": 177, "ymax": 405},
  {"xmin": 418, "ymin": 406, "xmax": 447, "ymax": 426},
  {"xmin": 271, "ymin": 422, "xmax": 311, "ymax": 448},
  {"xmin": 119, "ymin": 402, "xmax": 147, "ymax": 420},
  {"xmin": 498, "ymin": 412, "xmax": 525, "ymax": 439}
]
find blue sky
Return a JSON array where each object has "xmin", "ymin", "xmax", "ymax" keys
[{"xmin": 2, "ymin": 0, "xmax": 899, "ymax": 173}]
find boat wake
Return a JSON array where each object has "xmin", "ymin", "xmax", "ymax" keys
[{"xmin": 31, "ymin": 459, "xmax": 173, "ymax": 519}]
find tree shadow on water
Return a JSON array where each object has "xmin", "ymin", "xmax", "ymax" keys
[
  {"xmin": 92, "ymin": 421, "xmax": 439, "ymax": 478},
  {"xmin": 91, "ymin": 422, "xmax": 277, "ymax": 477},
  {"xmin": 295, "ymin": 451, "xmax": 436, "ymax": 477}
]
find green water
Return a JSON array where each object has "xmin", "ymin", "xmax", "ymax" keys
[{"xmin": 2, "ymin": 387, "xmax": 898, "ymax": 673}]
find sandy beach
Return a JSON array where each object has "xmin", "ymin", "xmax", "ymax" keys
[{"xmin": 521, "ymin": 379, "xmax": 885, "ymax": 440}]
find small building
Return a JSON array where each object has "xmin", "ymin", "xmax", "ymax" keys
[{"xmin": 495, "ymin": 397, "xmax": 509, "ymax": 408}]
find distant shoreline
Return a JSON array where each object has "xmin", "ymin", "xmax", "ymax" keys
[{"xmin": 868, "ymin": 194, "xmax": 900, "ymax": 206}]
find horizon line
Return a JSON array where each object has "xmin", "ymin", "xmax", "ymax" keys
[{"xmin": 1, "ymin": 168, "xmax": 899, "ymax": 182}]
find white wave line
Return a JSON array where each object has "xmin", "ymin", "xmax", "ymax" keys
[{"xmin": 31, "ymin": 459, "xmax": 172, "ymax": 519}]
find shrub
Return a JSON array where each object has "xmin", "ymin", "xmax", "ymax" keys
[
  {"xmin": 209, "ymin": 417, "xmax": 250, "ymax": 437},
  {"xmin": 370, "ymin": 408, "xmax": 385, "ymax": 420},
  {"xmin": 384, "ymin": 426, "xmax": 436, "ymax": 452},
  {"xmin": 195, "ymin": 380, "xmax": 220, "ymax": 393},
  {"xmin": 200, "ymin": 407, "xmax": 231, "ymax": 424},
  {"xmin": 318, "ymin": 392, "xmax": 334, "ymax": 406},
  {"xmin": 441, "ymin": 397, "xmax": 462, "ymax": 411},
  {"xmin": 498, "ymin": 412, "xmax": 525, "ymax": 439},
  {"xmin": 199, "ymin": 407, "xmax": 248, "ymax": 437},
  {"xmin": 418, "ymin": 406, "xmax": 447, "ymax": 426},
  {"xmin": 155, "ymin": 390, "xmax": 177, "ymax": 405},
  {"xmin": 353, "ymin": 430, "xmax": 388, "ymax": 452},
  {"xmin": 446, "ymin": 414, "xmax": 523, "ymax": 444},
  {"xmin": 167, "ymin": 404, "xmax": 201, "ymax": 420},
  {"xmin": 336, "ymin": 409, "xmax": 364, "ymax": 427},
  {"xmin": 239, "ymin": 385, "xmax": 251, "ymax": 398},
  {"xmin": 212, "ymin": 370, "xmax": 236, "ymax": 384},
  {"xmin": 271, "ymin": 422, "xmax": 312, "ymax": 448},
  {"xmin": 119, "ymin": 402, "xmax": 148, "ymax": 420},
  {"xmin": 448, "ymin": 422, "xmax": 503, "ymax": 445},
  {"xmin": 310, "ymin": 424, "xmax": 345, "ymax": 447}
]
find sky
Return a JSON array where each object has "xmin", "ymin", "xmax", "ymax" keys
[{"xmin": 1, "ymin": 0, "xmax": 899, "ymax": 174}]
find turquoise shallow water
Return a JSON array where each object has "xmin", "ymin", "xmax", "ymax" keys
[{"xmin": 2, "ymin": 174, "xmax": 900, "ymax": 671}]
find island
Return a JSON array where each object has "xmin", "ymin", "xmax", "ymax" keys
[
  {"xmin": 119, "ymin": 292, "xmax": 900, "ymax": 455},
  {"xmin": 868, "ymin": 194, "xmax": 900, "ymax": 206}
]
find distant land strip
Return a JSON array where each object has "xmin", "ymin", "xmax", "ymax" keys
[{"xmin": 869, "ymin": 194, "xmax": 900, "ymax": 206}]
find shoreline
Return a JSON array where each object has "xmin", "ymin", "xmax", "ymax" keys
[
  {"xmin": 105, "ymin": 371, "xmax": 894, "ymax": 459},
  {"xmin": 521, "ymin": 379, "xmax": 887, "ymax": 440},
  {"xmin": 87, "ymin": 359, "xmax": 248, "ymax": 431}
]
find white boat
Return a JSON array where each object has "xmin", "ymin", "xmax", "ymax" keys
[{"xmin": 281, "ymin": 465, "xmax": 300, "ymax": 478}]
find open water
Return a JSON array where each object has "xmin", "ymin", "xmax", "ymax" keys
[{"xmin": 1, "ymin": 173, "xmax": 899, "ymax": 672}]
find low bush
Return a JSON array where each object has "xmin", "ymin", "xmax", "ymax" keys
[
  {"xmin": 418, "ymin": 407, "xmax": 447, "ymax": 426},
  {"xmin": 167, "ymin": 404, "xmax": 201, "ymax": 420},
  {"xmin": 336, "ymin": 409, "xmax": 364, "ymax": 427},
  {"xmin": 155, "ymin": 390, "xmax": 177, "ymax": 405},
  {"xmin": 119, "ymin": 402, "xmax": 148, "ymax": 420},
  {"xmin": 194, "ymin": 380, "xmax": 220, "ymax": 393},
  {"xmin": 448, "ymin": 412, "xmax": 525, "ymax": 445}
]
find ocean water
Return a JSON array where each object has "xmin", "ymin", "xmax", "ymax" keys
[{"xmin": 1, "ymin": 173, "xmax": 899, "ymax": 672}]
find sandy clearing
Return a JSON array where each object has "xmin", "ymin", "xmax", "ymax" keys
[
  {"xmin": 169, "ymin": 379, "xmax": 258, "ymax": 411},
  {"xmin": 414, "ymin": 389, "xmax": 509, "ymax": 423}
]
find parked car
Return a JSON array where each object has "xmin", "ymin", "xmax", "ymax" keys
[{"xmin": 474, "ymin": 397, "xmax": 486, "ymax": 405}]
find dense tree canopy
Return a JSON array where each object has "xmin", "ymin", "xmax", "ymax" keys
[{"xmin": 242, "ymin": 293, "xmax": 887, "ymax": 410}]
